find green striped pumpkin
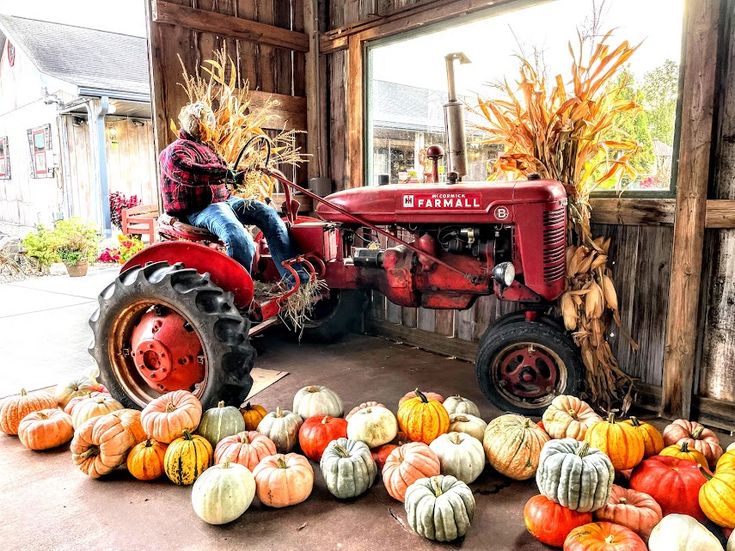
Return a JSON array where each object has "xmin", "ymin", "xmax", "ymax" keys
[
  {"xmin": 197, "ymin": 401, "xmax": 246, "ymax": 447},
  {"xmin": 164, "ymin": 430, "xmax": 212, "ymax": 485}
]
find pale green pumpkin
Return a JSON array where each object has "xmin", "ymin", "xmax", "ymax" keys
[
  {"xmin": 442, "ymin": 395, "xmax": 481, "ymax": 417},
  {"xmin": 320, "ymin": 437, "xmax": 377, "ymax": 499},
  {"xmin": 191, "ymin": 460, "xmax": 255, "ymax": 525},
  {"xmin": 404, "ymin": 475, "xmax": 475, "ymax": 542},
  {"xmin": 196, "ymin": 401, "xmax": 246, "ymax": 447},
  {"xmin": 429, "ymin": 432, "xmax": 485, "ymax": 484},
  {"xmin": 649, "ymin": 514, "xmax": 724, "ymax": 551},
  {"xmin": 256, "ymin": 407, "xmax": 303, "ymax": 453}
]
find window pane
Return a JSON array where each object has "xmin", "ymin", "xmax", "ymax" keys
[{"xmin": 366, "ymin": 0, "xmax": 684, "ymax": 193}]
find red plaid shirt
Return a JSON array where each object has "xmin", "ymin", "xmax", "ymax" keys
[{"xmin": 159, "ymin": 132, "xmax": 231, "ymax": 215}]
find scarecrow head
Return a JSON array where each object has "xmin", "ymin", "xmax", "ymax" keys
[{"xmin": 178, "ymin": 101, "xmax": 216, "ymax": 142}]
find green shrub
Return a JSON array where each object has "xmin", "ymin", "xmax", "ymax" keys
[
  {"xmin": 22, "ymin": 218, "xmax": 100, "ymax": 268},
  {"xmin": 21, "ymin": 225, "xmax": 60, "ymax": 268}
]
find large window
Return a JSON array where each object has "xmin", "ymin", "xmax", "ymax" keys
[{"xmin": 366, "ymin": 0, "xmax": 684, "ymax": 194}]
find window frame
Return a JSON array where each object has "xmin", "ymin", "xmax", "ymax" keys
[{"xmin": 0, "ymin": 136, "xmax": 10, "ymax": 180}]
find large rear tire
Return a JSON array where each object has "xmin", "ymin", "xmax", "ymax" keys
[{"xmin": 89, "ymin": 261, "xmax": 255, "ymax": 410}]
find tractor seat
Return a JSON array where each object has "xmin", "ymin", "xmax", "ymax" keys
[{"xmin": 158, "ymin": 213, "xmax": 222, "ymax": 244}]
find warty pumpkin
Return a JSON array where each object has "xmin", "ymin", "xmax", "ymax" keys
[
  {"xmin": 399, "ymin": 389, "xmax": 444, "ymax": 406},
  {"xmin": 660, "ymin": 441, "xmax": 710, "ymax": 469},
  {"xmin": 442, "ymin": 395, "xmax": 481, "ymax": 417},
  {"xmin": 299, "ymin": 415, "xmax": 348, "ymax": 461},
  {"xmin": 584, "ymin": 413, "xmax": 645, "ymax": 471},
  {"xmin": 542, "ymin": 395, "xmax": 602, "ymax": 440},
  {"xmin": 70, "ymin": 412, "xmax": 137, "ymax": 478},
  {"xmin": 256, "ymin": 407, "xmax": 303, "ymax": 453},
  {"xmin": 292, "ymin": 385, "xmax": 343, "ymax": 418},
  {"xmin": 648, "ymin": 514, "xmax": 725, "ymax": 551},
  {"xmin": 404, "ymin": 475, "xmax": 475, "ymax": 542},
  {"xmin": 663, "ymin": 419, "xmax": 723, "ymax": 470},
  {"xmin": 535, "ymin": 438, "xmax": 614, "ymax": 513},
  {"xmin": 214, "ymin": 431, "xmax": 276, "ymax": 470},
  {"xmin": 346, "ymin": 405, "xmax": 397, "ymax": 448},
  {"xmin": 623, "ymin": 417, "xmax": 664, "ymax": 457},
  {"xmin": 197, "ymin": 401, "xmax": 246, "ymax": 447},
  {"xmin": 239, "ymin": 402, "xmax": 267, "ymax": 431},
  {"xmin": 0, "ymin": 388, "xmax": 57, "ymax": 435},
  {"xmin": 382, "ymin": 442, "xmax": 441, "ymax": 502},
  {"xmin": 320, "ymin": 438, "xmax": 377, "ymax": 499},
  {"xmin": 71, "ymin": 394, "xmax": 123, "ymax": 429},
  {"xmin": 429, "ymin": 431, "xmax": 485, "ymax": 484},
  {"xmin": 524, "ymin": 494, "xmax": 592, "ymax": 547},
  {"xmin": 345, "ymin": 401, "xmax": 385, "ymax": 420},
  {"xmin": 448, "ymin": 413, "xmax": 486, "ymax": 441},
  {"xmin": 563, "ymin": 522, "xmax": 647, "ymax": 551},
  {"xmin": 699, "ymin": 468, "xmax": 735, "ymax": 529},
  {"xmin": 163, "ymin": 430, "xmax": 212, "ymax": 485},
  {"xmin": 593, "ymin": 484, "xmax": 662, "ymax": 541},
  {"xmin": 126, "ymin": 439, "xmax": 167, "ymax": 481},
  {"xmin": 141, "ymin": 390, "xmax": 202, "ymax": 444},
  {"xmin": 252, "ymin": 453, "xmax": 314, "ymax": 508},
  {"xmin": 483, "ymin": 414, "xmax": 550, "ymax": 480},
  {"xmin": 18, "ymin": 409, "xmax": 73, "ymax": 450},
  {"xmin": 191, "ymin": 460, "xmax": 255, "ymax": 525},
  {"xmin": 54, "ymin": 375, "xmax": 105, "ymax": 408},
  {"xmin": 397, "ymin": 389, "xmax": 449, "ymax": 444}
]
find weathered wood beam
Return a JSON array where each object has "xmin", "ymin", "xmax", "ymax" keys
[
  {"xmin": 661, "ymin": 0, "xmax": 720, "ymax": 420},
  {"xmin": 249, "ymin": 91, "xmax": 307, "ymax": 132},
  {"xmin": 590, "ymin": 198, "xmax": 676, "ymax": 225},
  {"xmin": 704, "ymin": 199, "xmax": 735, "ymax": 228},
  {"xmin": 347, "ymin": 35, "xmax": 363, "ymax": 187},
  {"xmin": 151, "ymin": 0, "xmax": 309, "ymax": 52},
  {"xmin": 304, "ymin": 0, "xmax": 328, "ymax": 179}
]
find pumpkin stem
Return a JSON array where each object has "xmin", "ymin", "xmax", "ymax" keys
[
  {"xmin": 165, "ymin": 402, "xmax": 176, "ymax": 413},
  {"xmin": 217, "ymin": 401, "xmax": 225, "ymax": 408},
  {"xmin": 416, "ymin": 389, "xmax": 428, "ymax": 403},
  {"xmin": 305, "ymin": 386, "xmax": 319, "ymax": 393},
  {"xmin": 37, "ymin": 411, "xmax": 48, "ymax": 420},
  {"xmin": 606, "ymin": 412, "xmax": 616, "ymax": 424},
  {"xmin": 321, "ymin": 416, "xmax": 330, "ymax": 424},
  {"xmin": 222, "ymin": 459, "xmax": 231, "ymax": 469},
  {"xmin": 182, "ymin": 430, "xmax": 193, "ymax": 440},
  {"xmin": 698, "ymin": 464, "xmax": 713, "ymax": 480},
  {"xmin": 244, "ymin": 402, "xmax": 252, "ymax": 410},
  {"xmin": 629, "ymin": 416, "xmax": 641, "ymax": 427},
  {"xmin": 577, "ymin": 442, "xmax": 591, "ymax": 458},
  {"xmin": 453, "ymin": 415, "xmax": 468, "ymax": 422},
  {"xmin": 449, "ymin": 433, "xmax": 462, "ymax": 445},
  {"xmin": 431, "ymin": 476, "xmax": 443, "ymax": 497},
  {"xmin": 604, "ymin": 536, "xmax": 614, "ymax": 544},
  {"xmin": 276, "ymin": 457, "xmax": 288, "ymax": 469},
  {"xmin": 333, "ymin": 444, "xmax": 349, "ymax": 458},
  {"xmin": 692, "ymin": 427, "xmax": 704, "ymax": 439},
  {"xmin": 680, "ymin": 441, "xmax": 690, "ymax": 452},
  {"xmin": 79, "ymin": 446, "xmax": 99, "ymax": 459},
  {"xmin": 568, "ymin": 409, "xmax": 578, "ymax": 420},
  {"xmin": 20, "ymin": 388, "xmax": 28, "ymax": 396},
  {"xmin": 276, "ymin": 406, "xmax": 283, "ymax": 417},
  {"xmin": 619, "ymin": 497, "xmax": 627, "ymax": 504},
  {"xmin": 145, "ymin": 438, "xmax": 153, "ymax": 447}
]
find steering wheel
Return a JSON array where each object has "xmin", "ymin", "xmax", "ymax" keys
[{"xmin": 233, "ymin": 134, "xmax": 272, "ymax": 173}]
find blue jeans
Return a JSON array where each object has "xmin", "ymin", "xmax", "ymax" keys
[{"xmin": 188, "ymin": 197, "xmax": 303, "ymax": 281}]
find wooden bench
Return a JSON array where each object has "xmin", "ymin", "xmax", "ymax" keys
[{"xmin": 121, "ymin": 204, "xmax": 159, "ymax": 242}]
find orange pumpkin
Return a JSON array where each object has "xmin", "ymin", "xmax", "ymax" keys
[
  {"xmin": 71, "ymin": 394, "xmax": 123, "ymax": 428},
  {"xmin": 63, "ymin": 391, "xmax": 110, "ymax": 415},
  {"xmin": 699, "ymin": 468, "xmax": 735, "ymax": 529},
  {"xmin": 717, "ymin": 450, "xmax": 735, "ymax": 473},
  {"xmin": 396, "ymin": 390, "xmax": 449, "ymax": 444},
  {"xmin": 663, "ymin": 419, "xmax": 723, "ymax": 470},
  {"xmin": 141, "ymin": 390, "xmax": 202, "ymax": 444},
  {"xmin": 660, "ymin": 441, "xmax": 710, "ymax": 470},
  {"xmin": 214, "ymin": 431, "xmax": 277, "ymax": 471},
  {"xmin": 623, "ymin": 417, "xmax": 664, "ymax": 457},
  {"xmin": 564, "ymin": 522, "xmax": 647, "ymax": 551},
  {"xmin": 585, "ymin": 413, "xmax": 645, "ymax": 471},
  {"xmin": 398, "ymin": 389, "xmax": 444, "ymax": 406},
  {"xmin": 542, "ymin": 395, "xmax": 602, "ymax": 440},
  {"xmin": 18, "ymin": 409, "xmax": 74, "ymax": 450},
  {"xmin": 111, "ymin": 409, "xmax": 147, "ymax": 444},
  {"xmin": 126, "ymin": 439, "xmax": 167, "ymax": 481},
  {"xmin": 0, "ymin": 388, "xmax": 57, "ymax": 435},
  {"xmin": 54, "ymin": 375, "xmax": 106, "ymax": 408},
  {"xmin": 70, "ymin": 413, "xmax": 137, "ymax": 478},
  {"xmin": 382, "ymin": 442, "xmax": 441, "ymax": 502},
  {"xmin": 593, "ymin": 485, "xmax": 662, "ymax": 541},
  {"xmin": 252, "ymin": 453, "xmax": 314, "ymax": 508},
  {"xmin": 240, "ymin": 402, "xmax": 267, "ymax": 431}
]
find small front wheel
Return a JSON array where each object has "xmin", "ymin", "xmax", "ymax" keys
[{"xmin": 475, "ymin": 318, "xmax": 582, "ymax": 416}]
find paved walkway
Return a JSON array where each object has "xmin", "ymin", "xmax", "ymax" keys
[{"xmin": 0, "ymin": 268, "xmax": 119, "ymax": 397}]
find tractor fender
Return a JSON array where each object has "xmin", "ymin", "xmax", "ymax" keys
[{"xmin": 120, "ymin": 241, "xmax": 254, "ymax": 308}]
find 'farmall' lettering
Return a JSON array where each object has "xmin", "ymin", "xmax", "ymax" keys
[{"xmin": 401, "ymin": 193, "xmax": 482, "ymax": 210}]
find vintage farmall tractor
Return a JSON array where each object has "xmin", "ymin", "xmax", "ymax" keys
[{"xmin": 89, "ymin": 56, "xmax": 582, "ymax": 416}]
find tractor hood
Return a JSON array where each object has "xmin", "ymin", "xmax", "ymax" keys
[{"xmin": 316, "ymin": 180, "xmax": 567, "ymax": 225}]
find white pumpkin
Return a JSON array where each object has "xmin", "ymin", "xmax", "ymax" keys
[
  {"xmin": 404, "ymin": 475, "xmax": 475, "ymax": 542},
  {"xmin": 448, "ymin": 413, "xmax": 486, "ymax": 442},
  {"xmin": 429, "ymin": 432, "xmax": 485, "ymax": 484},
  {"xmin": 345, "ymin": 401, "xmax": 385, "ymax": 420},
  {"xmin": 71, "ymin": 394, "xmax": 123, "ymax": 428},
  {"xmin": 191, "ymin": 460, "xmax": 255, "ymax": 525},
  {"xmin": 727, "ymin": 530, "xmax": 734, "ymax": 551},
  {"xmin": 54, "ymin": 375, "xmax": 103, "ymax": 408},
  {"xmin": 292, "ymin": 385, "xmax": 343, "ymax": 418},
  {"xmin": 442, "ymin": 395, "xmax": 481, "ymax": 417},
  {"xmin": 256, "ymin": 407, "xmax": 303, "ymax": 453},
  {"xmin": 648, "ymin": 514, "xmax": 724, "ymax": 551},
  {"xmin": 346, "ymin": 405, "xmax": 397, "ymax": 448},
  {"xmin": 728, "ymin": 442, "xmax": 734, "ymax": 452}
]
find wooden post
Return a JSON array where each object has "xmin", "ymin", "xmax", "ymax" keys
[
  {"xmin": 347, "ymin": 34, "xmax": 363, "ymax": 187},
  {"xmin": 661, "ymin": 0, "xmax": 720, "ymax": 419},
  {"xmin": 304, "ymin": 0, "xmax": 329, "ymax": 180}
]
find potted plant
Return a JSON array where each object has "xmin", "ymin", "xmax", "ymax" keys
[{"xmin": 52, "ymin": 218, "xmax": 99, "ymax": 277}]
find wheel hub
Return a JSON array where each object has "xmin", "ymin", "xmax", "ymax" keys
[
  {"xmin": 130, "ymin": 307, "xmax": 204, "ymax": 393},
  {"xmin": 498, "ymin": 344, "xmax": 559, "ymax": 399}
]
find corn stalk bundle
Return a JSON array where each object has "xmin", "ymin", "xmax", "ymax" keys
[{"xmin": 475, "ymin": 31, "xmax": 640, "ymax": 410}]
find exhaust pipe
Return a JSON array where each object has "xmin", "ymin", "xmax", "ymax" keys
[{"xmin": 444, "ymin": 52, "xmax": 471, "ymax": 183}]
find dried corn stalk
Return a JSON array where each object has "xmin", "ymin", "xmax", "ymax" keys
[{"xmin": 475, "ymin": 31, "xmax": 640, "ymax": 410}]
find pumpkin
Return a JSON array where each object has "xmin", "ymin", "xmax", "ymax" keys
[
  {"xmin": 536, "ymin": 439, "xmax": 614, "ymax": 512},
  {"xmin": 429, "ymin": 431, "xmax": 485, "ymax": 484},
  {"xmin": 584, "ymin": 413, "xmax": 645, "ymax": 471},
  {"xmin": 563, "ymin": 522, "xmax": 647, "ymax": 551},
  {"xmin": 648, "ymin": 514, "xmax": 725, "ymax": 551},
  {"xmin": 442, "ymin": 395, "xmax": 481, "ymax": 417},
  {"xmin": 593, "ymin": 485, "xmax": 662, "ymax": 540},
  {"xmin": 663, "ymin": 419, "xmax": 723, "ymax": 470},
  {"xmin": 320, "ymin": 437, "xmax": 377, "ymax": 499},
  {"xmin": 0, "ymin": 388, "xmax": 57, "ymax": 435},
  {"xmin": 256, "ymin": 407, "xmax": 303, "ymax": 453},
  {"xmin": 404, "ymin": 475, "xmax": 475, "ymax": 542},
  {"xmin": 660, "ymin": 441, "xmax": 710, "ymax": 469},
  {"xmin": 371, "ymin": 444, "xmax": 398, "ymax": 471},
  {"xmin": 397, "ymin": 389, "xmax": 449, "ymax": 444},
  {"xmin": 215, "ymin": 431, "xmax": 276, "ymax": 470},
  {"xmin": 382, "ymin": 442, "xmax": 441, "ymax": 502},
  {"xmin": 623, "ymin": 417, "xmax": 664, "ymax": 457},
  {"xmin": 699, "ymin": 469, "xmax": 735, "ymax": 528},
  {"xmin": 126, "ymin": 439, "xmax": 167, "ymax": 481},
  {"xmin": 54, "ymin": 375, "xmax": 105, "ymax": 407},
  {"xmin": 448, "ymin": 413, "xmax": 486, "ymax": 441},
  {"xmin": 399, "ymin": 389, "xmax": 444, "ymax": 406},
  {"xmin": 346, "ymin": 405, "xmax": 397, "ymax": 448},
  {"xmin": 18, "ymin": 409, "xmax": 73, "ymax": 450},
  {"xmin": 728, "ymin": 530, "xmax": 734, "ymax": 551},
  {"xmin": 240, "ymin": 402, "xmax": 267, "ymax": 431},
  {"xmin": 64, "ymin": 391, "xmax": 109, "ymax": 415},
  {"xmin": 70, "ymin": 413, "xmax": 136, "ymax": 478},
  {"xmin": 345, "ymin": 401, "xmax": 385, "ymax": 420},
  {"xmin": 252, "ymin": 453, "xmax": 314, "ymax": 508},
  {"xmin": 71, "ymin": 394, "xmax": 123, "ymax": 428},
  {"xmin": 141, "ymin": 390, "xmax": 202, "ymax": 444},
  {"xmin": 196, "ymin": 400, "xmax": 246, "ymax": 447},
  {"xmin": 110, "ymin": 409, "xmax": 147, "ymax": 444},
  {"xmin": 629, "ymin": 455, "xmax": 707, "ymax": 521},
  {"xmin": 163, "ymin": 430, "xmax": 212, "ymax": 485},
  {"xmin": 483, "ymin": 414, "xmax": 550, "ymax": 480},
  {"xmin": 298, "ymin": 415, "xmax": 347, "ymax": 461},
  {"xmin": 728, "ymin": 442, "xmax": 735, "ymax": 453},
  {"xmin": 191, "ymin": 460, "xmax": 255, "ymax": 525},
  {"xmin": 524, "ymin": 494, "xmax": 593, "ymax": 547},
  {"xmin": 292, "ymin": 385, "xmax": 343, "ymax": 418},
  {"xmin": 718, "ymin": 450, "xmax": 735, "ymax": 473},
  {"xmin": 542, "ymin": 395, "xmax": 602, "ymax": 440}
]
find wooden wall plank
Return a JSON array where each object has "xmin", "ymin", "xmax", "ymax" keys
[{"xmin": 347, "ymin": 35, "xmax": 363, "ymax": 188}]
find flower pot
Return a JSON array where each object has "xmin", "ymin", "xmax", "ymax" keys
[{"xmin": 65, "ymin": 260, "xmax": 88, "ymax": 277}]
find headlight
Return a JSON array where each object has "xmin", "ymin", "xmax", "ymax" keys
[{"xmin": 492, "ymin": 262, "xmax": 515, "ymax": 287}]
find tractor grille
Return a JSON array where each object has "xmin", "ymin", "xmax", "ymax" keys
[{"xmin": 543, "ymin": 207, "xmax": 567, "ymax": 282}]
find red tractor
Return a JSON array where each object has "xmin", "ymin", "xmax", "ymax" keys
[{"xmin": 89, "ymin": 137, "xmax": 581, "ymax": 416}]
